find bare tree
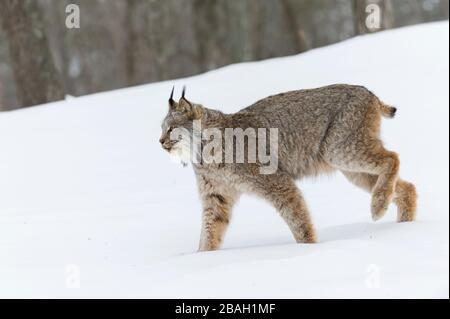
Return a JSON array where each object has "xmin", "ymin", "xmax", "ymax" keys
[
  {"xmin": 0, "ymin": 0, "xmax": 447, "ymax": 111},
  {"xmin": 0, "ymin": 0, "xmax": 64, "ymax": 108},
  {"xmin": 280, "ymin": 0, "xmax": 309, "ymax": 53}
]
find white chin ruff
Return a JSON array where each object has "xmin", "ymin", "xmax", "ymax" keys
[{"xmin": 169, "ymin": 143, "xmax": 191, "ymax": 166}]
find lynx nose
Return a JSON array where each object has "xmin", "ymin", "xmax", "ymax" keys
[{"xmin": 160, "ymin": 137, "xmax": 171, "ymax": 150}]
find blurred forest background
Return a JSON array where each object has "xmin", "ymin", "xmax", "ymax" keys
[{"xmin": 0, "ymin": 0, "xmax": 448, "ymax": 111}]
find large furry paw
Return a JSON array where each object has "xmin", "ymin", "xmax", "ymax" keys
[
  {"xmin": 198, "ymin": 241, "xmax": 220, "ymax": 252},
  {"xmin": 397, "ymin": 209, "xmax": 416, "ymax": 222},
  {"xmin": 371, "ymin": 191, "xmax": 392, "ymax": 221},
  {"xmin": 395, "ymin": 182, "xmax": 417, "ymax": 223},
  {"xmin": 294, "ymin": 228, "xmax": 318, "ymax": 244}
]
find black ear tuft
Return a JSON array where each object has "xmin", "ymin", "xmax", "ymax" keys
[
  {"xmin": 168, "ymin": 86, "xmax": 175, "ymax": 107},
  {"xmin": 180, "ymin": 85, "xmax": 192, "ymax": 107}
]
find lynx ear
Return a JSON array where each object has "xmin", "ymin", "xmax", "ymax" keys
[
  {"xmin": 178, "ymin": 101, "xmax": 203, "ymax": 119},
  {"xmin": 168, "ymin": 86, "xmax": 178, "ymax": 111},
  {"xmin": 177, "ymin": 86, "xmax": 193, "ymax": 112},
  {"xmin": 175, "ymin": 86, "xmax": 203, "ymax": 119}
]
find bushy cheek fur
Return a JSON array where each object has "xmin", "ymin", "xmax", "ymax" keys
[{"xmin": 170, "ymin": 138, "xmax": 192, "ymax": 166}]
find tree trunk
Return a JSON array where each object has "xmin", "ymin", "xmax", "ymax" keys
[
  {"xmin": 0, "ymin": 0, "xmax": 64, "ymax": 108},
  {"xmin": 280, "ymin": 0, "xmax": 309, "ymax": 53}
]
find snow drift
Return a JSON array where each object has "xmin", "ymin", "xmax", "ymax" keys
[{"xmin": 0, "ymin": 22, "xmax": 448, "ymax": 298}]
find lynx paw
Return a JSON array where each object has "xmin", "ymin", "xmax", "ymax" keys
[
  {"xmin": 294, "ymin": 227, "xmax": 318, "ymax": 244},
  {"xmin": 371, "ymin": 191, "xmax": 392, "ymax": 221},
  {"xmin": 397, "ymin": 209, "xmax": 416, "ymax": 223},
  {"xmin": 395, "ymin": 182, "xmax": 417, "ymax": 223}
]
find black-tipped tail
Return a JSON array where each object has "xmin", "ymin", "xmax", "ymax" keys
[{"xmin": 380, "ymin": 102, "xmax": 397, "ymax": 119}]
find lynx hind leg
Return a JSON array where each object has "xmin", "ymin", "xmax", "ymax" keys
[
  {"xmin": 342, "ymin": 172, "xmax": 416, "ymax": 222},
  {"xmin": 327, "ymin": 139, "xmax": 399, "ymax": 221},
  {"xmin": 341, "ymin": 171, "xmax": 378, "ymax": 193},
  {"xmin": 394, "ymin": 179, "xmax": 417, "ymax": 222},
  {"xmin": 369, "ymin": 150, "xmax": 400, "ymax": 221},
  {"xmin": 249, "ymin": 173, "xmax": 317, "ymax": 244}
]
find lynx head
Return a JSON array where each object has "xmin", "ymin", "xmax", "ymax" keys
[{"xmin": 159, "ymin": 86, "xmax": 204, "ymax": 162}]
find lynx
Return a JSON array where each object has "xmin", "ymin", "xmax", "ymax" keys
[{"xmin": 160, "ymin": 85, "xmax": 417, "ymax": 251}]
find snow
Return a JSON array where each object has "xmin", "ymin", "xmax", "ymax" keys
[{"xmin": 0, "ymin": 22, "xmax": 448, "ymax": 298}]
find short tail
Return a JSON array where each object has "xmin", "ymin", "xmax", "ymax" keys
[{"xmin": 379, "ymin": 101, "xmax": 397, "ymax": 119}]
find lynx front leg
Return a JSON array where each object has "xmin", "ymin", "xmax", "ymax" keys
[
  {"xmin": 250, "ymin": 173, "xmax": 317, "ymax": 244},
  {"xmin": 275, "ymin": 186, "xmax": 317, "ymax": 244},
  {"xmin": 198, "ymin": 191, "xmax": 237, "ymax": 252}
]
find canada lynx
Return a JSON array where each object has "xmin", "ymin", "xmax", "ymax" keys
[{"xmin": 160, "ymin": 84, "xmax": 417, "ymax": 251}]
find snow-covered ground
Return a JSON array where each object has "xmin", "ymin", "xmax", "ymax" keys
[{"xmin": 0, "ymin": 22, "xmax": 448, "ymax": 299}]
